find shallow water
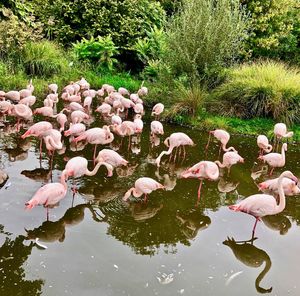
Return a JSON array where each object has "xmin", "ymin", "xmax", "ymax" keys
[{"xmin": 1, "ymin": 117, "xmax": 300, "ymax": 296}]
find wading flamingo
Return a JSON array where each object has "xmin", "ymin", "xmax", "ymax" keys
[
  {"xmin": 25, "ymin": 170, "xmax": 68, "ymax": 220},
  {"xmin": 257, "ymin": 135, "xmax": 272, "ymax": 156},
  {"xmin": 229, "ymin": 171, "xmax": 298, "ymax": 237},
  {"xmin": 123, "ymin": 177, "xmax": 164, "ymax": 202},
  {"xmin": 155, "ymin": 132, "xmax": 194, "ymax": 167},
  {"xmin": 181, "ymin": 161, "xmax": 219, "ymax": 204},
  {"xmin": 150, "ymin": 121, "xmax": 164, "ymax": 136},
  {"xmin": 205, "ymin": 129, "xmax": 237, "ymax": 155},
  {"xmin": 43, "ymin": 129, "xmax": 63, "ymax": 170},
  {"xmin": 10, "ymin": 104, "xmax": 33, "ymax": 131},
  {"xmin": 274, "ymin": 123, "xmax": 293, "ymax": 151},
  {"xmin": 151, "ymin": 103, "xmax": 164, "ymax": 119},
  {"xmin": 258, "ymin": 143, "xmax": 287, "ymax": 175},
  {"xmin": 215, "ymin": 151, "xmax": 244, "ymax": 174}
]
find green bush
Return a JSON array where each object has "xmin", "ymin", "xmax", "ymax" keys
[
  {"xmin": 32, "ymin": 0, "xmax": 165, "ymax": 52},
  {"xmin": 22, "ymin": 41, "xmax": 68, "ymax": 77},
  {"xmin": 162, "ymin": 0, "xmax": 248, "ymax": 84},
  {"xmin": 73, "ymin": 36, "xmax": 119, "ymax": 70},
  {"xmin": 212, "ymin": 61, "xmax": 300, "ymax": 125}
]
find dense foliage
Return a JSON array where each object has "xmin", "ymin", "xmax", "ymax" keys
[
  {"xmin": 162, "ymin": 0, "xmax": 248, "ymax": 84},
  {"xmin": 212, "ymin": 61, "xmax": 300, "ymax": 125},
  {"xmin": 242, "ymin": 0, "xmax": 300, "ymax": 62}
]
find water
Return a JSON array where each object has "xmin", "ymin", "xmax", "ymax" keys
[{"xmin": 1, "ymin": 118, "xmax": 300, "ymax": 296}]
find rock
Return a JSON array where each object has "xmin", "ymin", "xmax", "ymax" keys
[{"xmin": 0, "ymin": 170, "xmax": 8, "ymax": 188}]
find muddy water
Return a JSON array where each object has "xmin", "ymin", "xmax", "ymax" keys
[{"xmin": 1, "ymin": 118, "xmax": 300, "ymax": 296}]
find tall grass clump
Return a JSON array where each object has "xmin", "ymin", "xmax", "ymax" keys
[
  {"xmin": 212, "ymin": 61, "xmax": 300, "ymax": 125},
  {"xmin": 22, "ymin": 41, "xmax": 68, "ymax": 77},
  {"xmin": 162, "ymin": 0, "xmax": 248, "ymax": 85}
]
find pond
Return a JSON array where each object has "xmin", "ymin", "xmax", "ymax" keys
[{"xmin": 1, "ymin": 116, "xmax": 300, "ymax": 296}]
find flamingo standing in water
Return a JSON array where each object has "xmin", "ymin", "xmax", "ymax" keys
[
  {"xmin": 155, "ymin": 132, "xmax": 194, "ymax": 167},
  {"xmin": 25, "ymin": 170, "xmax": 68, "ymax": 220},
  {"xmin": 43, "ymin": 129, "xmax": 63, "ymax": 170},
  {"xmin": 257, "ymin": 135, "xmax": 272, "ymax": 156},
  {"xmin": 10, "ymin": 104, "xmax": 33, "ymax": 131},
  {"xmin": 229, "ymin": 171, "xmax": 298, "ymax": 237},
  {"xmin": 258, "ymin": 143, "xmax": 287, "ymax": 175},
  {"xmin": 215, "ymin": 151, "xmax": 244, "ymax": 174},
  {"xmin": 274, "ymin": 123, "xmax": 293, "ymax": 151},
  {"xmin": 205, "ymin": 129, "xmax": 237, "ymax": 155},
  {"xmin": 21, "ymin": 121, "xmax": 53, "ymax": 158},
  {"xmin": 151, "ymin": 103, "xmax": 164, "ymax": 119},
  {"xmin": 56, "ymin": 113, "xmax": 68, "ymax": 132},
  {"xmin": 181, "ymin": 161, "xmax": 219, "ymax": 204},
  {"xmin": 123, "ymin": 177, "xmax": 164, "ymax": 202},
  {"xmin": 95, "ymin": 149, "xmax": 128, "ymax": 175},
  {"xmin": 150, "ymin": 121, "xmax": 164, "ymax": 136}
]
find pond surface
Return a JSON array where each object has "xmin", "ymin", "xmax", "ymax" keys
[{"xmin": 1, "ymin": 116, "xmax": 300, "ymax": 296}]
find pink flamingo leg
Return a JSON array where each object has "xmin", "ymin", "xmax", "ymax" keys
[
  {"xmin": 218, "ymin": 144, "xmax": 222, "ymax": 158},
  {"xmin": 93, "ymin": 144, "xmax": 98, "ymax": 165},
  {"xmin": 46, "ymin": 207, "xmax": 49, "ymax": 221},
  {"xmin": 269, "ymin": 167, "xmax": 274, "ymax": 176},
  {"xmin": 143, "ymin": 194, "xmax": 148, "ymax": 203},
  {"xmin": 173, "ymin": 146, "xmax": 178, "ymax": 163},
  {"xmin": 39, "ymin": 138, "xmax": 43, "ymax": 159},
  {"xmin": 252, "ymin": 217, "xmax": 260, "ymax": 237},
  {"xmin": 197, "ymin": 179, "xmax": 203, "ymax": 203},
  {"xmin": 205, "ymin": 132, "xmax": 211, "ymax": 151}
]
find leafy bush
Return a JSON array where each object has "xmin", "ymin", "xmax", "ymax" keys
[
  {"xmin": 73, "ymin": 36, "xmax": 119, "ymax": 70},
  {"xmin": 212, "ymin": 61, "xmax": 300, "ymax": 125},
  {"xmin": 32, "ymin": 0, "xmax": 165, "ymax": 52},
  {"xmin": 0, "ymin": 7, "xmax": 42, "ymax": 60},
  {"xmin": 162, "ymin": 0, "xmax": 248, "ymax": 84},
  {"xmin": 242, "ymin": 0, "xmax": 300, "ymax": 61},
  {"xmin": 22, "ymin": 41, "xmax": 68, "ymax": 77}
]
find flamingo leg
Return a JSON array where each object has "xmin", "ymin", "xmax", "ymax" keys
[
  {"xmin": 128, "ymin": 136, "xmax": 131, "ymax": 151},
  {"xmin": 93, "ymin": 144, "xmax": 98, "ymax": 165},
  {"xmin": 269, "ymin": 167, "xmax": 274, "ymax": 176},
  {"xmin": 183, "ymin": 146, "xmax": 186, "ymax": 160},
  {"xmin": 252, "ymin": 217, "xmax": 260, "ymax": 237},
  {"xmin": 173, "ymin": 147, "xmax": 178, "ymax": 163},
  {"xmin": 197, "ymin": 179, "xmax": 203, "ymax": 204},
  {"xmin": 205, "ymin": 132, "xmax": 211, "ymax": 152},
  {"xmin": 49, "ymin": 150, "xmax": 54, "ymax": 172},
  {"xmin": 46, "ymin": 207, "xmax": 49, "ymax": 221},
  {"xmin": 143, "ymin": 194, "xmax": 148, "ymax": 203},
  {"xmin": 39, "ymin": 138, "xmax": 43, "ymax": 160},
  {"xmin": 218, "ymin": 144, "xmax": 222, "ymax": 159}
]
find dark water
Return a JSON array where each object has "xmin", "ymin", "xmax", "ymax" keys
[{"xmin": 1, "ymin": 117, "xmax": 300, "ymax": 296}]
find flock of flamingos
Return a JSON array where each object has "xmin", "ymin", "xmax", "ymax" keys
[{"xmin": 0, "ymin": 78, "xmax": 298, "ymax": 237}]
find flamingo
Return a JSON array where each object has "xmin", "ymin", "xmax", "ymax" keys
[
  {"xmin": 150, "ymin": 121, "xmax": 164, "ymax": 136},
  {"xmin": 123, "ymin": 177, "xmax": 164, "ymax": 202},
  {"xmin": 118, "ymin": 87, "xmax": 129, "ymax": 97},
  {"xmin": 34, "ymin": 106, "xmax": 55, "ymax": 118},
  {"xmin": 257, "ymin": 135, "xmax": 272, "ymax": 156},
  {"xmin": 96, "ymin": 149, "xmax": 128, "ymax": 175},
  {"xmin": 258, "ymin": 176, "xmax": 300, "ymax": 196},
  {"xmin": 48, "ymin": 83, "xmax": 58, "ymax": 94},
  {"xmin": 83, "ymin": 96, "xmax": 92, "ymax": 113},
  {"xmin": 155, "ymin": 132, "xmax": 194, "ymax": 167},
  {"xmin": 205, "ymin": 129, "xmax": 237, "ymax": 155},
  {"xmin": 151, "ymin": 103, "xmax": 164, "ymax": 119},
  {"xmin": 56, "ymin": 113, "xmax": 68, "ymax": 132},
  {"xmin": 43, "ymin": 129, "xmax": 63, "ymax": 170},
  {"xmin": 73, "ymin": 127, "xmax": 114, "ymax": 162},
  {"xmin": 215, "ymin": 151, "xmax": 244, "ymax": 174},
  {"xmin": 229, "ymin": 171, "xmax": 298, "ymax": 236},
  {"xmin": 5, "ymin": 90, "xmax": 20, "ymax": 102},
  {"xmin": 137, "ymin": 86, "xmax": 148, "ymax": 97},
  {"xmin": 133, "ymin": 114, "xmax": 143, "ymax": 134},
  {"xmin": 258, "ymin": 143, "xmax": 287, "ymax": 175},
  {"xmin": 10, "ymin": 104, "xmax": 33, "ymax": 131},
  {"xmin": 70, "ymin": 110, "xmax": 89, "ymax": 124},
  {"xmin": 112, "ymin": 121, "xmax": 136, "ymax": 147},
  {"xmin": 19, "ymin": 95, "xmax": 36, "ymax": 107},
  {"xmin": 27, "ymin": 79, "xmax": 34, "ymax": 93},
  {"xmin": 25, "ymin": 170, "xmax": 68, "ymax": 220},
  {"xmin": 181, "ymin": 161, "xmax": 219, "ymax": 203},
  {"xmin": 134, "ymin": 103, "xmax": 144, "ymax": 115},
  {"xmin": 19, "ymin": 88, "xmax": 32, "ymax": 99},
  {"xmin": 274, "ymin": 123, "xmax": 293, "ymax": 151},
  {"xmin": 62, "ymin": 102, "xmax": 84, "ymax": 112},
  {"xmin": 96, "ymin": 103, "xmax": 112, "ymax": 116},
  {"xmin": 64, "ymin": 123, "xmax": 86, "ymax": 138}
]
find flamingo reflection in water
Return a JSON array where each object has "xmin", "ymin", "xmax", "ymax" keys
[{"xmin": 223, "ymin": 236, "xmax": 272, "ymax": 294}]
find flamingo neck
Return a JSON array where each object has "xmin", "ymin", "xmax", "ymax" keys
[
  {"xmin": 281, "ymin": 145, "xmax": 286, "ymax": 164},
  {"xmin": 276, "ymin": 173, "xmax": 286, "ymax": 214},
  {"xmin": 86, "ymin": 161, "xmax": 113, "ymax": 176},
  {"xmin": 60, "ymin": 170, "xmax": 68, "ymax": 190},
  {"xmin": 215, "ymin": 160, "xmax": 226, "ymax": 168}
]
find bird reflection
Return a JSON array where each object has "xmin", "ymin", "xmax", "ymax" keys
[
  {"xmin": 128, "ymin": 203, "xmax": 163, "ymax": 222},
  {"xmin": 251, "ymin": 164, "xmax": 269, "ymax": 181},
  {"xmin": 223, "ymin": 236, "xmax": 272, "ymax": 294},
  {"xmin": 176, "ymin": 208, "xmax": 211, "ymax": 240},
  {"xmin": 261, "ymin": 214, "xmax": 291, "ymax": 235},
  {"xmin": 116, "ymin": 163, "xmax": 138, "ymax": 177},
  {"xmin": 218, "ymin": 177, "xmax": 239, "ymax": 193},
  {"xmin": 21, "ymin": 168, "xmax": 51, "ymax": 182}
]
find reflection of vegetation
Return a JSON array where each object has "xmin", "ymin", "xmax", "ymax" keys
[
  {"xmin": 223, "ymin": 237, "xmax": 272, "ymax": 294},
  {"xmin": 0, "ymin": 229, "xmax": 44, "ymax": 294}
]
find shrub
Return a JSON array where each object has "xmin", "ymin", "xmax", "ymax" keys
[
  {"xmin": 166, "ymin": 83, "xmax": 207, "ymax": 118},
  {"xmin": 162, "ymin": 0, "xmax": 248, "ymax": 84},
  {"xmin": 22, "ymin": 41, "xmax": 68, "ymax": 77},
  {"xmin": 212, "ymin": 61, "xmax": 300, "ymax": 125},
  {"xmin": 73, "ymin": 36, "xmax": 119, "ymax": 70}
]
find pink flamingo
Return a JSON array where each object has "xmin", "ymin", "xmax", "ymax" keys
[
  {"xmin": 48, "ymin": 83, "xmax": 58, "ymax": 94},
  {"xmin": 258, "ymin": 143, "xmax": 287, "ymax": 175},
  {"xmin": 150, "ymin": 121, "xmax": 164, "ymax": 136},
  {"xmin": 5, "ymin": 90, "xmax": 20, "ymax": 102},
  {"xmin": 155, "ymin": 132, "xmax": 194, "ymax": 167},
  {"xmin": 120, "ymin": 97, "xmax": 135, "ymax": 117},
  {"xmin": 123, "ymin": 177, "xmax": 164, "ymax": 202},
  {"xmin": 10, "ymin": 104, "xmax": 33, "ymax": 131},
  {"xmin": 56, "ymin": 113, "xmax": 68, "ymax": 132},
  {"xmin": 96, "ymin": 103, "xmax": 112, "ymax": 116},
  {"xmin": 70, "ymin": 110, "xmax": 89, "ymax": 124},
  {"xmin": 43, "ymin": 129, "xmax": 63, "ymax": 170},
  {"xmin": 257, "ymin": 135, "xmax": 272, "ymax": 156},
  {"xmin": 134, "ymin": 115, "xmax": 144, "ymax": 134},
  {"xmin": 19, "ymin": 95, "xmax": 36, "ymax": 107},
  {"xmin": 151, "ymin": 103, "xmax": 164, "ymax": 119},
  {"xmin": 73, "ymin": 127, "xmax": 114, "ymax": 162},
  {"xmin": 181, "ymin": 161, "xmax": 219, "ymax": 203},
  {"xmin": 19, "ymin": 88, "xmax": 32, "ymax": 99},
  {"xmin": 64, "ymin": 123, "xmax": 86, "ymax": 138},
  {"xmin": 96, "ymin": 149, "xmax": 128, "ymax": 175},
  {"xmin": 229, "ymin": 171, "xmax": 298, "ymax": 237},
  {"xmin": 62, "ymin": 102, "xmax": 84, "ymax": 112},
  {"xmin": 64, "ymin": 156, "xmax": 113, "ymax": 192},
  {"xmin": 118, "ymin": 87, "xmax": 129, "ymax": 97},
  {"xmin": 138, "ymin": 86, "xmax": 148, "ymax": 97},
  {"xmin": 109, "ymin": 108, "xmax": 122, "ymax": 126},
  {"xmin": 258, "ymin": 176, "xmax": 300, "ymax": 197},
  {"xmin": 134, "ymin": 103, "xmax": 144, "ymax": 115},
  {"xmin": 25, "ymin": 170, "xmax": 68, "ymax": 220},
  {"xmin": 274, "ymin": 123, "xmax": 293, "ymax": 151},
  {"xmin": 215, "ymin": 151, "xmax": 244, "ymax": 174},
  {"xmin": 205, "ymin": 129, "xmax": 237, "ymax": 154},
  {"xmin": 27, "ymin": 79, "xmax": 34, "ymax": 93},
  {"xmin": 21, "ymin": 121, "xmax": 53, "ymax": 158},
  {"xmin": 113, "ymin": 121, "xmax": 136, "ymax": 146},
  {"xmin": 83, "ymin": 96, "xmax": 92, "ymax": 113},
  {"xmin": 34, "ymin": 106, "xmax": 55, "ymax": 117}
]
